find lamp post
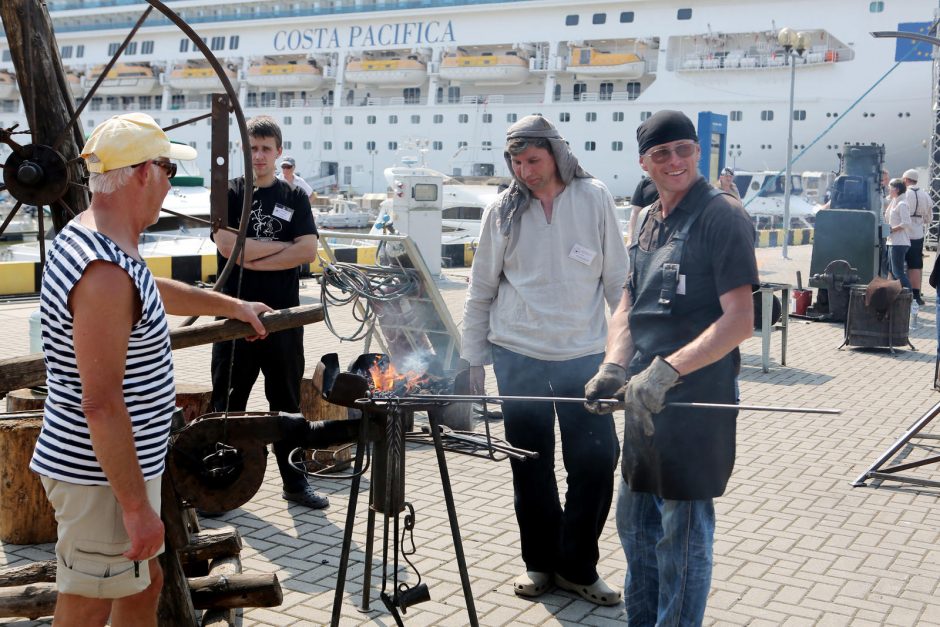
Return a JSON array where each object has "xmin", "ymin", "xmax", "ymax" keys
[
  {"xmin": 778, "ymin": 27, "xmax": 808, "ymax": 259},
  {"xmin": 368, "ymin": 148, "xmax": 378, "ymax": 193}
]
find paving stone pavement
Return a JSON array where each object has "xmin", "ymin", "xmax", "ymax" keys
[{"xmin": 3, "ymin": 244, "xmax": 940, "ymax": 626}]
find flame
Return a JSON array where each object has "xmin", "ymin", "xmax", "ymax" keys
[{"xmin": 369, "ymin": 359, "xmax": 429, "ymax": 394}]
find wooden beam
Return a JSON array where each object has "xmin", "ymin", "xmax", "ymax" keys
[{"xmin": 189, "ymin": 573, "xmax": 282, "ymax": 610}]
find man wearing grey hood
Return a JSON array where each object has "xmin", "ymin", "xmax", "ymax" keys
[{"xmin": 462, "ymin": 115, "xmax": 627, "ymax": 605}]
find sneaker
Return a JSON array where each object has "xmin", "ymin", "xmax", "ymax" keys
[
  {"xmin": 916, "ymin": 296, "xmax": 926, "ymax": 306},
  {"xmin": 282, "ymin": 484, "xmax": 329, "ymax": 509},
  {"xmin": 513, "ymin": 571, "xmax": 552, "ymax": 598},
  {"xmin": 555, "ymin": 573, "xmax": 622, "ymax": 607}
]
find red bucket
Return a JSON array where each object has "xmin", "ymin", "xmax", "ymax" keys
[{"xmin": 792, "ymin": 289, "xmax": 812, "ymax": 315}]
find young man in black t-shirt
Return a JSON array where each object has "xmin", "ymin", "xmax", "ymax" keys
[{"xmin": 211, "ymin": 115, "xmax": 326, "ymax": 509}]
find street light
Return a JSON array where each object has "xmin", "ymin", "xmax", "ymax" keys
[
  {"xmin": 368, "ymin": 148, "xmax": 379, "ymax": 193},
  {"xmin": 777, "ymin": 27, "xmax": 809, "ymax": 259}
]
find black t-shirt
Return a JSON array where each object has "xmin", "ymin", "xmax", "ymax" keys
[
  {"xmin": 633, "ymin": 177, "xmax": 758, "ymax": 298},
  {"xmin": 218, "ymin": 177, "xmax": 317, "ymax": 309},
  {"xmin": 631, "ymin": 176, "xmax": 660, "ymax": 208}
]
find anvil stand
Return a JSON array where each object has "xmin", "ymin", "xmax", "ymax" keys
[{"xmin": 330, "ymin": 400, "xmax": 479, "ymax": 627}]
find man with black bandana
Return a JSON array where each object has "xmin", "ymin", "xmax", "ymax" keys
[
  {"xmin": 462, "ymin": 114, "xmax": 627, "ymax": 605},
  {"xmin": 585, "ymin": 110, "xmax": 758, "ymax": 625}
]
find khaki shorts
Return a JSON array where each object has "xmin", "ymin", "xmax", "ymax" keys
[{"xmin": 41, "ymin": 476, "xmax": 164, "ymax": 599}]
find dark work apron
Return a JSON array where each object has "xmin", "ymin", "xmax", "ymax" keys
[{"xmin": 623, "ymin": 185, "xmax": 737, "ymax": 500}]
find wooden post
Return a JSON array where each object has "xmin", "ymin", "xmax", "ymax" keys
[
  {"xmin": 300, "ymin": 361, "xmax": 352, "ymax": 472},
  {"xmin": 1, "ymin": 390, "xmax": 56, "ymax": 545},
  {"xmin": 175, "ymin": 383, "xmax": 213, "ymax": 425}
]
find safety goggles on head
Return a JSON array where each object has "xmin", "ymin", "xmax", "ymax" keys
[{"xmin": 643, "ymin": 142, "xmax": 697, "ymax": 164}]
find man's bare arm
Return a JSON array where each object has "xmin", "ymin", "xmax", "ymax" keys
[
  {"xmin": 71, "ymin": 262, "xmax": 164, "ymax": 561},
  {"xmin": 214, "ymin": 229, "xmax": 290, "ymax": 262},
  {"xmin": 243, "ymin": 234, "xmax": 318, "ymax": 271},
  {"xmin": 155, "ymin": 277, "xmax": 271, "ymax": 337},
  {"xmin": 603, "ymin": 289, "xmax": 636, "ymax": 369}
]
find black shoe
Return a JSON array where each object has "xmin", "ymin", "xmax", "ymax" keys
[
  {"xmin": 916, "ymin": 296, "xmax": 926, "ymax": 306},
  {"xmin": 283, "ymin": 485, "xmax": 329, "ymax": 509}
]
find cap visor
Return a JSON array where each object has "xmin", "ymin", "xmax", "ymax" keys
[{"xmin": 165, "ymin": 143, "xmax": 198, "ymax": 161}]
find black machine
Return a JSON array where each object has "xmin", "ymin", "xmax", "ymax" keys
[{"xmin": 807, "ymin": 144, "xmax": 889, "ymax": 321}]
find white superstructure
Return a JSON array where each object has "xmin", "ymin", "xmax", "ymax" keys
[{"xmin": 0, "ymin": 0, "xmax": 936, "ymax": 197}]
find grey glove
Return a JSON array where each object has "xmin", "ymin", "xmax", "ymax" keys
[
  {"xmin": 584, "ymin": 363, "xmax": 628, "ymax": 414},
  {"xmin": 616, "ymin": 356, "xmax": 680, "ymax": 436}
]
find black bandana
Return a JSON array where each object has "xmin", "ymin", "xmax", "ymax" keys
[{"xmin": 636, "ymin": 110, "xmax": 698, "ymax": 155}]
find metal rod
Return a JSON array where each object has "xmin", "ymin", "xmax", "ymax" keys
[
  {"xmin": 363, "ymin": 395, "xmax": 841, "ymax": 414},
  {"xmin": 852, "ymin": 399, "xmax": 940, "ymax": 486},
  {"xmin": 330, "ymin": 419, "xmax": 369, "ymax": 627}
]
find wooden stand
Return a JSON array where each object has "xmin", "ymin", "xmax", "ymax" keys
[
  {"xmin": 300, "ymin": 361, "xmax": 352, "ymax": 471},
  {"xmin": 1, "ymin": 390, "xmax": 56, "ymax": 545}
]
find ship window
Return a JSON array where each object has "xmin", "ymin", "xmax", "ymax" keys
[
  {"xmin": 344, "ymin": 141, "xmax": 353, "ymax": 150},
  {"xmin": 566, "ymin": 15, "xmax": 579, "ymax": 26},
  {"xmin": 554, "ymin": 84, "xmax": 562, "ymax": 102},
  {"xmin": 482, "ymin": 141, "xmax": 492, "ymax": 149},
  {"xmin": 61, "ymin": 45, "xmax": 73, "ymax": 59},
  {"xmin": 367, "ymin": 115, "xmax": 376, "ymax": 124},
  {"xmin": 793, "ymin": 110, "xmax": 806, "ymax": 121},
  {"xmin": 592, "ymin": 13, "xmax": 606, "ymax": 25},
  {"xmin": 586, "ymin": 112, "xmax": 597, "ymax": 122},
  {"xmin": 447, "ymin": 86, "xmax": 461, "ymax": 103},
  {"xmin": 229, "ymin": 36, "xmax": 240, "ymax": 50},
  {"xmin": 869, "ymin": 1, "xmax": 884, "ymax": 12},
  {"xmin": 284, "ymin": 141, "xmax": 292, "ymax": 150},
  {"xmin": 730, "ymin": 110, "xmax": 743, "ymax": 121},
  {"xmin": 600, "ymin": 83, "xmax": 614, "ymax": 101},
  {"xmin": 76, "ymin": 45, "xmax": 85, "ymax": 58},
  {"xmin": 507, "ymin": 113, "xmax": 517, "ymax": 123},
  {"xmin": 433, "ymin": 141, "xmax": 443, "ymax": 150},
  {"xmin": 140, "ymin": 96, "xmax": 151, "ymax": 109},
  {"xmin": 284, "ymin": 116, "xmax": 292, "ymax": 125},
  {"xmin": 324, "ymin": 116, "xmax": 332, "ymax": 124},
  {"xmin": 559, "ymin": 112, "xmax": 570, "ymax": 122},
  {"xmin": 211, "ymin": 36, "xmax": 225, "ymax": 51},
  {"xmin": 127, "ymin": 42, "xmax": 138, "ymax": 55},
  {"xmin": 434, "ymin": 114, "xmax": 444, "ymax": 123},
  {"xmin": 612, "ymin": 141, "xmax": 624, "ymax": 151},
  {"xmin": 304, "ymin": 115, "xmax": 312, "ymax": 124},
  {"xmin": 760, "ymin": 110, "xmax": 774, "ymax": 121},
  {"xmin": 388, "ymin": 141, "xmax": 398, "ymax": 150},
  {"xmin": 403, "ymin": 88, "xmax": 421, "ymax": 104},
  {"xmin": 141, "ymin": 41, "xmax": 154, "ymax": 55},
  {"xmin": 458, "ymin": 141, "xmax": 468, "ymax": 148},
  {"xmin": 389, "ymin": 115, "xmax": 398, "ymax": 124},
  {"xmin": 627, "ymin": 81, "xmax": 642, "ymax": 100},
  {"xmin": 244, "ymin": 92, "xmax": 256, "ymax": 107},
  {"xmin": 483, "ymin": 113, "xmax": 493, "ymax": 123},
  {"xmin": 345, "ymin": 116, "xmax": 353, "ymax": 125},
  {"xmin": 411, "ymin": 115, "xmax": 421, "ymax": 124},
  {"xmin": 0, "ymin": 51, "xmax": 8, "ymax": 62},
  {"xmin": 108, "ymin": 43, "xmax": 120, "ymax": 56},
  {"xmin": 677, "ymin": 8, "xmax": 692, "ymax": 20},
  {"xmin": 179, "ymin": 39, "xmax": 189, "ymax": 53},
  {"xmin": 303, "ymin": 141, "xmax": 312, "ymax": 150},
  {"xmin": 640, "ymin": 111, "xmax": 652, "ymax": 121},
  {"xmin": 585, "ymin": 141, "xmax": 596, "ymax": 151},
  {"xmin": 459, "ymin": 114, "xmax": 469, "ymax": 123},
  {"xmin": 620, "ymin": 11, "xmax": 635, "ymax": 23},
  {"xmin": 613, "ymin": 112, "xmax": 624, "ymax": 122},
  {"xmin": 344, "ymin": 166, "xmax": 351, "ymax": 185},
  {"xmin": 366, "ymin": 141, "xmax": 376, "ymax": 150}
]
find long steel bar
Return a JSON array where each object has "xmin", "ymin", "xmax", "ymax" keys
[
  {"xmin": 364, "ymin": 395, "xmax": 841, "ymax": 414},
  {"xmin": 330, "ymin": 421, "xmax": 369, "ymax": 627}
]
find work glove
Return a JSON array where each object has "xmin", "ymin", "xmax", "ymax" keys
[
  {"xmin": 584, "ymin": 363, "xmax": 628, "ymax": 414},
  {"xmin": 617, "ymin": 356, "xmax": 680, "ymax": 437}
]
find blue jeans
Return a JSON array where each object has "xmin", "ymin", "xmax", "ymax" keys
[
  {"xmin": 491, "ymin": 345, "xmax": 619, "ymax": 584},
  {"xmin": 888, "ymin": 245, "xmax": 912, "ymax": 291},
  {"xmin": 617, "ymin": 480, "xmax": 715, "ymax": 627}
]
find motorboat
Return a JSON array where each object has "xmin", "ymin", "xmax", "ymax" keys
[
  {"xmin": 735, "ymin": 171, "xmax": 816, "ymax": 230},
  {"xmin": 314, "ymin": 199, "xmax": 373, "ymax": 229}
]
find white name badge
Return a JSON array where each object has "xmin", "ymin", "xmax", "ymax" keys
[
  {"xmin": 272, "ymin": 204, "xmax": 294, "ymax": 221},
  {"xmin": 569, "ymin": 243, "xmax": 597, "ymax": 265},
  {"xmin": 677, "ymin": 274, "xmax": 687, "ymax": 295}
]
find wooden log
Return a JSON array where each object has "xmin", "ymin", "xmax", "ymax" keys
[
  {"xmin": 0, "ymin": 582, "xmax": 57, "ymax": 620},
  {"xmin": 0, "ymin": 561, "xmax": 56, "ymax": 587},
  {"xmin": 189, "ymin": 573, "xmax": 282, "ymax": 610},
  {"xmin": 179, "ymin": 527, "xmax": 242, "ymax": 565},
  {"xmin": 0, "ymin": 304, "xmax": 324, "ymax": 397},
  {"xmin": 4, "ymin": 388, "xmax": 46, "ymax": 412},
  {"xmin": 201, "ymin": 555, "xmax": 242, "ymax": 627},
  {"xmin": 300, "ymin": 361, "xmax": 352, "ymax": 472},
  {"xmin": 176, "ymin": 383, "xmax": 213, "ymax": 425},
  {"xmin": 0, "ymin": 416, "xmax": 57, "ymax": 544}
]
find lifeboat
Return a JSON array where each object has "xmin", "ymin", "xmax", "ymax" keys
[
  {"xmin": 344, "ymin": 57, "xmax": 426, "ymax": 87},
  {"xmin": 167, "ymin": 62, "xmax": 237, "ymax": 92},
  {"xmin": 245, "ymin": 58, "xmax": 324, "ymax": 90},
  {"xmin": 87, "ymin": 63, "xmax": 159, "ymax": 96},
  {"xmin": 567, "ymin": 47, "xmax": 646, "ymax": 79},
  {"xmin": 0, "ymin": 71, "xmax": 17, "ymax": 99},
  {"xmin": 439, "ymin": 52, "xmax": 529, "ymax": 85}
]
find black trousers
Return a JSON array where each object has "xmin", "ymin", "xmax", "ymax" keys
[
  {"xmin": 491, "ymin": 345, "xmax": 620, "ymax": 585},
  {"xmin": 211, "ymin": 326, "xmax": 307, "ymax": 492}
]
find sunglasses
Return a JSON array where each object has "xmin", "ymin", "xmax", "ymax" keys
[
  {"xmin": 133, "ymin": 159, "xmax": 177, "ymax": 179},
  {"xmin": 281, "ymin": 164, "xmax": 294, "ymax": 170},
  {"xmin": 643, "ymin": 142, "xmax": 697, "ymax": 164}
]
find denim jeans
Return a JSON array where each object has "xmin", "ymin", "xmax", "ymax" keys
[
  {"xmin": 617, "ymin": 479, "xmax": 715, "ymax": 627},
  {"xmin": 491, "ymin": 345, "xmax": 619, "ymax": 584},
  {"xmin": 888, "ymin": 245, "xmax": 912, "ymax": 291}
]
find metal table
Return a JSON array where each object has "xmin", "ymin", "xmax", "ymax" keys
[{"xmin": 754, "ymin": 282, "xmax": 790, "ymax": 372}]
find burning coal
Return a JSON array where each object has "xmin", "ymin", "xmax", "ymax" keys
[{"xmin": 368, "ymin": 357, "xmax": 452, "ymax": 397}]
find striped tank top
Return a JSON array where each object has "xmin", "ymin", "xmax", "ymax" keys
[{"xmin": 30, "ymin": 220, "xmax": 176, "ymax": 485}]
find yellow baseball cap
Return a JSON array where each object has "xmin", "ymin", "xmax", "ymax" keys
[{"xmin": 82, "ymin": 112, "xmax": 197, "ymax": 173}]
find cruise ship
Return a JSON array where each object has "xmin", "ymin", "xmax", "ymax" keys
[{"xmin": 0, "ymin": 0, "xmax": 936, "ymax": 198}]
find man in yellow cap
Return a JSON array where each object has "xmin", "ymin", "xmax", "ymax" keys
[{"xmin": 30, "ymin": 112, "xmax": 272, "ymax": 626}]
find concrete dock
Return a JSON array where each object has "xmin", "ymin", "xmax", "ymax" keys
[{"xmin": 2, "ymin": 244, "xmax": 940, "ymax": 625}]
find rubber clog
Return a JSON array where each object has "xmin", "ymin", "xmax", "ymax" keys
[
  {"xmin": 554, "ymin": 573, "xmax": 622, "ymax": 606},
  {"xmin": 513, "ymin": 570, "xmax": 552, "ymax": 598}
]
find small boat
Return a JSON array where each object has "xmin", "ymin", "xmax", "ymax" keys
[
  {"xmin": 245, "ymin": 57, "xmax": 324, "ymax": 90},
  {"xmin": 567, "ymin": 46, "xmax": 646, "ymax": 78},
  {"xmin": 735, "ymin": 171, "xmax": 816, "ymax": 230},
  {"xmin": 167, "ymin": 62, "xmax": 238, "ymax": 92},
  {"xmin": 314, "ymin": 199, "xmax": 373, "ymax": 229},
  {"xmin": 439, "ymin": 52, "xmax": 529, "ymax": 85},
  {"xmin": 344, "ymin": 56, "xmax": 426, "ymax": 87},
  {"xmin": 87, "ymin": 63, "xmax": 159, "ymax": 96}
]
